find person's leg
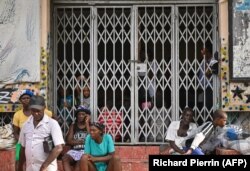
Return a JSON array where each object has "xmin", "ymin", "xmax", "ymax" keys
[
  {"xmin": 74, "ymin": 161, "xmax": 80, "ymax": 171},
  {"xmin": 62, "ymin": 154, "xmax": 75, "ymax": 171},
  {"xmin": 191, "ymin": 147, "xmax": 204, "ymax": 155},
  {"xmin": 106, "ymin": 155, "xmax": 122, "ymax": 171},
  {"xmin": 182, "ymin": 146, "xmax": 204, "ymax": 155},
  {"xmin": 15, "ymin": 143, "xmax": 21, "ymax": 171},
  {"xmin": 159, "ymin": 144, "xmax": 174, "ymax": 155},
  {"xmin": 80, "ymin": 155, "xmax": 96, "ymax": 171}
]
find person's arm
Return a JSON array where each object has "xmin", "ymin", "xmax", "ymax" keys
[
  {"xmin": 85, "ymin": 115, "xmax": 90, "ymax": 133},
  {"xmin": 66, "ymin": 124, "xmax": 83, "ymax": 146},
  {"xmin": 13, "ymin": 112, "xmax": 20, "ymax": 141},
  {"xmin": 165, "ymin": 121, "xmax": 185, "ymax": 154},
  {"xmin": 18, "ymin": 126, "xmax": 26, "ymax": 171},
  {"xmin": 169, "ymin": 141, "xmax": 185, "ymax": 154},
  {"xmin": 205, "ymin": 63, "xmax": 212, "ymax": 77},
  {"xmin": 40, "ymin": 120, "xmax": 65, "ymax": 171},
  {"xmin": 13, "ymin": 125, "xmax": 20, "ymax": 141},
  {"xmin": 40, "ymin": 144, "xmax": 63, "ymax": 171},
  {"xmin": 88, "ymin": 152, "xmax": 114, "ymax": 163},
  {"xmin": 201, "ymin": 127, "xmax": 227, "ymax": 153},
  {"xmin": 189, "ymin": 122, "xmax": 213, "ymax": 151}
]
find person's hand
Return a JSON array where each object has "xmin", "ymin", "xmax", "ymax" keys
[
  {"xmin": 40, "ymin": 163, "xmax": 48, "ymax": 171},
  {"xmin": 183, "ymin": 149, "xmax": 192, "ymax": 155},
  {"xmin": 205, "ymin": 68, "xmax": 212, "ymax": 77},
  {"xmin": 85, "ymin": 115, "xmax": 90, "ymax": 123},
  {"xmin": 168, "ymin": 148, "xmax": 175, "ymax": 154},
  {"xmin": 77, "ymin": 139, "xmax": 84, "ymax": 144},
  {"xmin": 86, "ymin": 154, "xmax": 97, "ymax": 162}
]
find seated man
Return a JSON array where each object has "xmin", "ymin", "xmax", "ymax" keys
[
  {"xmin": 185, "ymin": 109, "xmax": 228, "ymax": 155},
  {"xmin": 164, "ymin": 107, "xmax": 203, "ymax": 155}
]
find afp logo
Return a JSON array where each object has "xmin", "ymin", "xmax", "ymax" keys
[{"xmin": 223, "ymin": 159, "xmax": 247, "ymax": 168}]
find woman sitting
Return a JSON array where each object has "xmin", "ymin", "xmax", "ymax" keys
[
  {"xmin": 62, "ymin": 106, "xmax": 91, "ymax": 171},
  {"xmin": 80, "ymin": 122, "xmax": 122, "ymax": 171}
]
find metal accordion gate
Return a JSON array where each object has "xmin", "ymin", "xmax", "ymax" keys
[{"xmin": 53, "ymin": 1, "xmax": 219, "ymax": 144}]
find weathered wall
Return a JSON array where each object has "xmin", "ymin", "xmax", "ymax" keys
[
  {"xmin": 1, "ymin": 0, "xmax": 250, "ymax": 113},
  {"xmin": 219, "ymin": 0, "xmax": 250, "ymax": 112},
  {"xmin": 0, "ymin": 0, "xmax": 50, "ymax": 112}
]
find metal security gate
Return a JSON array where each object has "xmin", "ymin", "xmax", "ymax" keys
[{"xmin": 53, "ymin": 2, "xmax": 219, "ymax": 144}]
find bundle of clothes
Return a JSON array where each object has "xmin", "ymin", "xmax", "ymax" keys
[{"xmin": 0, "ymin": 123, "xmax": 16, "ymax": 149}]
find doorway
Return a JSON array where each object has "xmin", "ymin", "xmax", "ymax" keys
[{"xmin": 53, "ymin": 3, "xmax": 219, "ymax": 144}]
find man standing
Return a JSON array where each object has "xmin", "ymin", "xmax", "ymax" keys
[
  {"xmin": 19, "ymin": 95, "xmax": 65, "ymax": 171},
  {"xmin": 197, "ymin": 44, "xmax": 218, "ymax": 112}
]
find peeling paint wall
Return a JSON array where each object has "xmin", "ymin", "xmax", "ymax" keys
[
  {"xmin": 220, "ymin": 0, "xmax": 250, "ymax": 112},
  {"xmin": 0, "ymin": 0, "xmax": 50, "ymax": 112},
  {"xmin": 0, "ymin": 47, "xmax": 50, "ymax": 112},
  {"xmin": 1, "ymin": 0, "xmax": 250, "ymax": 113}
]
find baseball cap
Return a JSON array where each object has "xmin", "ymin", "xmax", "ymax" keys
[
  {"xmin": 75, "ymin": 105, "xmax": 91, "ymax": 115},
  {"xmin": 29, "ymin": 95, "xmax": 45, "ymax": 110},
  {"xmin": 19, "ymin": 89, "xmax": 34, "ymax": 99}
]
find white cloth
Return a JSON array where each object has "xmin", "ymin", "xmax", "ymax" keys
[
  {"xmin": 66, "ymin": 150, "xmax": 84, "ymax": 161},
  {"xmin": 165, "ymin": 121, "xmax": 197, "ymax": 149},
  {"xmin": 190, "ymin": 132, "xmax": 206, "ymax": 150},
  {"xmin": 19, "ymin": 114, "xmax": 65, "ymax": 171}
]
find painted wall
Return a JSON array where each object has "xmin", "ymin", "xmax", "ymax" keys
[
  {"xmin": 219, "ymin": 0, "xmax": 250, "ymax": 112},
  {"xmin": 1, "ymin": 0, "xmax": 250, "ymax": 113},
  {"xmin": 0, "ymin": 0, "xmax": 50, "ymax": 112}
]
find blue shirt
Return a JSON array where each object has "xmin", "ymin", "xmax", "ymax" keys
[{"xmin": 84, "ymin": 134, "xmax": 115, "ymax": 171}]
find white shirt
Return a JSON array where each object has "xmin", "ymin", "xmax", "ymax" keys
[
  {"xmin": 19, "ymin": 114, "xmax": 65, "ymax": 171},
  {"xmin": 165, "ymin": 120, "xmax": 197, "ymax": 149}
]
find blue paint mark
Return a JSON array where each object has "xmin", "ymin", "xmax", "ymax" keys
[
  {"xmin": 235, "ymin": 0, "xmax": 250, "ymax": 11},
  {"xmin": 13, "ymin": 68, "xmax": 30, "ymax": 82}
]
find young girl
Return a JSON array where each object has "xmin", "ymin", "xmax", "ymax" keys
[
  {"xmin": 76, "ymin": 86, "xmax": 90, "ymax": 109},
  {"xmin": 62, "ymin": 106, "xmax": 91, "ymax": 171},
  {"xmin": 80, "ymin": 122, "xmax": 122, "ymax": 171}
]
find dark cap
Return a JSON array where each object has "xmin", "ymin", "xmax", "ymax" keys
[
  {"xmin": 19, "ymin": 89, "xmax": 34, "ymax": 99},
  {"xmin": 29, "ymin": 95, "xmax": 45, "ymax": 110},
  {"xmin": 75, "ymin": 105, "xmax": 91, "ymax": 115}
]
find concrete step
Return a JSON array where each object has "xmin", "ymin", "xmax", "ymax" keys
[{"xmin": 58, "ymin": 146, "xmax": 159, "ymax": 171}]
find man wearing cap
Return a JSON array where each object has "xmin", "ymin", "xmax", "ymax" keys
[
  {"xmin": 18, "ymin": 95, "xmax": 65, "ymax": 171},
  {"xmin": 13, "ymin": 90, "xmax": 54, "ymax": 171}
]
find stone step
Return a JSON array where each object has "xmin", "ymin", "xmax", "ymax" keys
[
  {"xmin": 0, "ymin": 148, "xmax": 15, "ymax": 171},
  {"xmin": 58, "ymin": 146, "xmax": 159, "ymax": 171}
]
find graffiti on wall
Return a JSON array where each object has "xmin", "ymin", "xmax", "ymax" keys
[
  {"xmin": 221, "ymin": 46, "xmax": 250, "ymax": 111},
  {"xmin": 230, "ymin": 0, "xmax": 250, "ymax": 80},
  {"xmin": 0, "ymin": 0, "xmax": 40, "ymax": 87},
  {"xmin": 0, "ymin": 48, "xmax": 49, "ymax": 112}
]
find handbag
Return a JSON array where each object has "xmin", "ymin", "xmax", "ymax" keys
[{"xmin": 43, "ymin": 136, "xmax": 54, "ymax": 153}]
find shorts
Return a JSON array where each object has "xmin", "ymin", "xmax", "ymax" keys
[
  {"xmin": 66, "ymin": 150, "xmax": 84, "ymax": 161},
  {"xmin": 15, "ymin": 143, "xmax": 21, "ymax": 161}
]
